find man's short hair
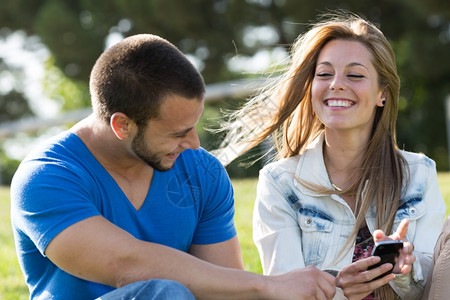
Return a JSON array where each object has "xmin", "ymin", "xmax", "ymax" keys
[{"xmin": 89, "ymin": 34, "xmax": 205, "ymax": 126}]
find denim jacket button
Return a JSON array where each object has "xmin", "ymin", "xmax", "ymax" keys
[
  {"xmin": 409, "ymin": 207, "xmax": 416, "ymax": 215},
  {"xmin": 305, "ymin": 218, "xmax": 312, "ymax": 226}
]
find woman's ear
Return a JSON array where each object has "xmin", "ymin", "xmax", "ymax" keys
[
  {"xmin": 110, "ymin": 112, "xmax": 132, "ymax": 140},
  {"xmin": 378, "ymin": 90, "xmax": 388, "ymax": 107}
]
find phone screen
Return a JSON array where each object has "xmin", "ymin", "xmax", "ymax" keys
[{"xmin": 367, "ymin": 240, "xmax": 403, "ymax": 280}]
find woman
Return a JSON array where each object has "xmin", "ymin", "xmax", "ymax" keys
[{"xmin": 215, "ymin": 13, "xmax": 445, "ymax": 299}]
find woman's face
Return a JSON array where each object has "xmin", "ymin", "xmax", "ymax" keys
[{"xmin": 311, "ymin": 39, "xmax": 385, "ymax": 136}]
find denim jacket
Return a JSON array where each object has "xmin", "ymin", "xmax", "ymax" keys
[{"xmin": 254, "ymin": 133, "xmax": 446, "ymax": 299}]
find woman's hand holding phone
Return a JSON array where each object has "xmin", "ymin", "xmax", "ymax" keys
[
  {"xmin": 372, "ymin": 218, "xmax": 416, "ymax": 275},
  {"xmin": 334, "ymin": 219, "xmax": 416, "ymax": 299},
  {"xmin": 367, "ymin": 240, "xmax": 403, "ymax": 280},
  {"xmin": 335, "ymin": 256, "xmax": 395, "ymax": 299}
]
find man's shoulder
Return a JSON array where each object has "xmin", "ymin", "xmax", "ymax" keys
[
  {"xmin": 14, "ymin": 131, "xmax": 91, "ymax": 185},
  {"xmin": 24, "ymin": 131, "xmax": 80, "ymax": 160}
]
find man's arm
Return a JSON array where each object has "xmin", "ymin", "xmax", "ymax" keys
[
  {"xmin": 45, "ymin": 215, "xmax": 336, "ymax": 299},
  {"xmin": 188, "ymin": 236, "xmax": 245, "ymax": 270}
]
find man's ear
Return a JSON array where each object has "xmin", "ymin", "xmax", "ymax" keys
[{"xmin": 110, "ymin": 112, "xmax": 132, "ymax": 140}]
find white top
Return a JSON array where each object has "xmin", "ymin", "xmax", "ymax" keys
[{"xmin": 253, "ymin": 132, "xmax": 446, "ymax": 299}]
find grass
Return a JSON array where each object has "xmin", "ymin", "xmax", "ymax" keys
[
  {"xmin": 233, "ymin": 178, "xmax": 263, "ymax": 274},
  {"xmin": 0, "ymin": 187, "xmax": 28, "ymax": 300},
  {"xmin": 437, "ymin": 172, "xmax": 450, "ymax": 216},
  {"xmin": 2, "ymin": 174, "xmax": 450, "ymax": 299}
]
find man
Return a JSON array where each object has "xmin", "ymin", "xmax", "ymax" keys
[{"xmin": 11, "ymin": 34, "xmax": 336, "ymax": 299}]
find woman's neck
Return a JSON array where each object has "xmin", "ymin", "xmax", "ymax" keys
[
  {"xmin": 322, "ymin": 130, "xmax": 369, "ymax": 211},
  {"xmin": 323, "ymin": 131, "xmax": 366, "ymax": 170}
]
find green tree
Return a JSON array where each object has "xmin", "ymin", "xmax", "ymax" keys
[
  {"xmin": 0, "ymin": 0, "xmax": 449, "ymax": 172},
  {"xmin": 0, "ymin": 57, "xmax": 34, "ymax": 184}
]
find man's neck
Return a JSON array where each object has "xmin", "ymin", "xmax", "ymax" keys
[
  {"xmin": 72, "ymin": 114, "xmax": 154, "ymax": 210},
  {"xmin": 72, "ymin": 115, "xmax": 153, "ymax": 180}
]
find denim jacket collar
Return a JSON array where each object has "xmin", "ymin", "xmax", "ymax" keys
[
  {"xmin": 294, "ymin": 132, "xmax": 338, "ymax": 197},
  {"xmin": 293, "ymin": 131, "xmax": 372, "ymax": 212}
]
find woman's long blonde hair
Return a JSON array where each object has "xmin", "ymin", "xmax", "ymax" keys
[{"xmin": 215, "ymin": 12, "xmax": 407, "ymax": 299}]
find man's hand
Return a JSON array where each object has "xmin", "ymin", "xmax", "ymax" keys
[{"xmin": 265, "ymin": 266, "xmax": 336, "ymax": 300}]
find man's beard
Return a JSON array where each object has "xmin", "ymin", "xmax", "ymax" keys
[{"xmin": 131, "ymin": 129, "xmax": 173, "ymax": 172}]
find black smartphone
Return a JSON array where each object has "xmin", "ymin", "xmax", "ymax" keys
[{"xmin": 367, "ymin": 240, "xmax": 403, "ymax": 280}]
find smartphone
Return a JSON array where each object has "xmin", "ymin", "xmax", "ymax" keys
[{"xmin": 367, "ymin": 240, "xmax": 403, "ymax": 280}]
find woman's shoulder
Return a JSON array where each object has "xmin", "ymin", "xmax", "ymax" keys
[
  {"xmin": 398, "ymin": 149, "xmax": 436, "ymax": 169},
  {"xmin": 261, "ymin": 155, "xmax": 301, "ymax": 176}
]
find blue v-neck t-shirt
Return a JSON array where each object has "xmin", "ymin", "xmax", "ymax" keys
[{"xmin": 11, "ymin": 131, "xmax": 236, "ymax": 299}]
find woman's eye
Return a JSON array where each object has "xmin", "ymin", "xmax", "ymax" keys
[
  {"xmin": 348, "ymin": 74, "xmax": 364, "ymax": 78},
  {"xmin": 316, "ymin": 73, "xmax": 332, "ymax": 77}
]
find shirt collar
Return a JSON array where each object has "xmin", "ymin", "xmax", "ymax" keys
[{"xmin": 293, "ymin": 131, "xmax": 335, "ymax": 196}]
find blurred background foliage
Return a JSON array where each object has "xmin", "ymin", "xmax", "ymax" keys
[{"xmin": 0, "ymin": 0, "xmax": 449, "ymax": 182}]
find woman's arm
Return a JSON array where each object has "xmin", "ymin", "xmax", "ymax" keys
[
  {"xmin": 253, "ymin": 168, "xmax": 306, "ymax": 275},
  {"xmin": 390, "ymin": 160, "xmax": 446, "ymax": 298}
]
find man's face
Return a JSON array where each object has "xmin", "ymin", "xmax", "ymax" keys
[{"xmin": 131, "ymin": 95, "xmax": 204, "ymax": 171}]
